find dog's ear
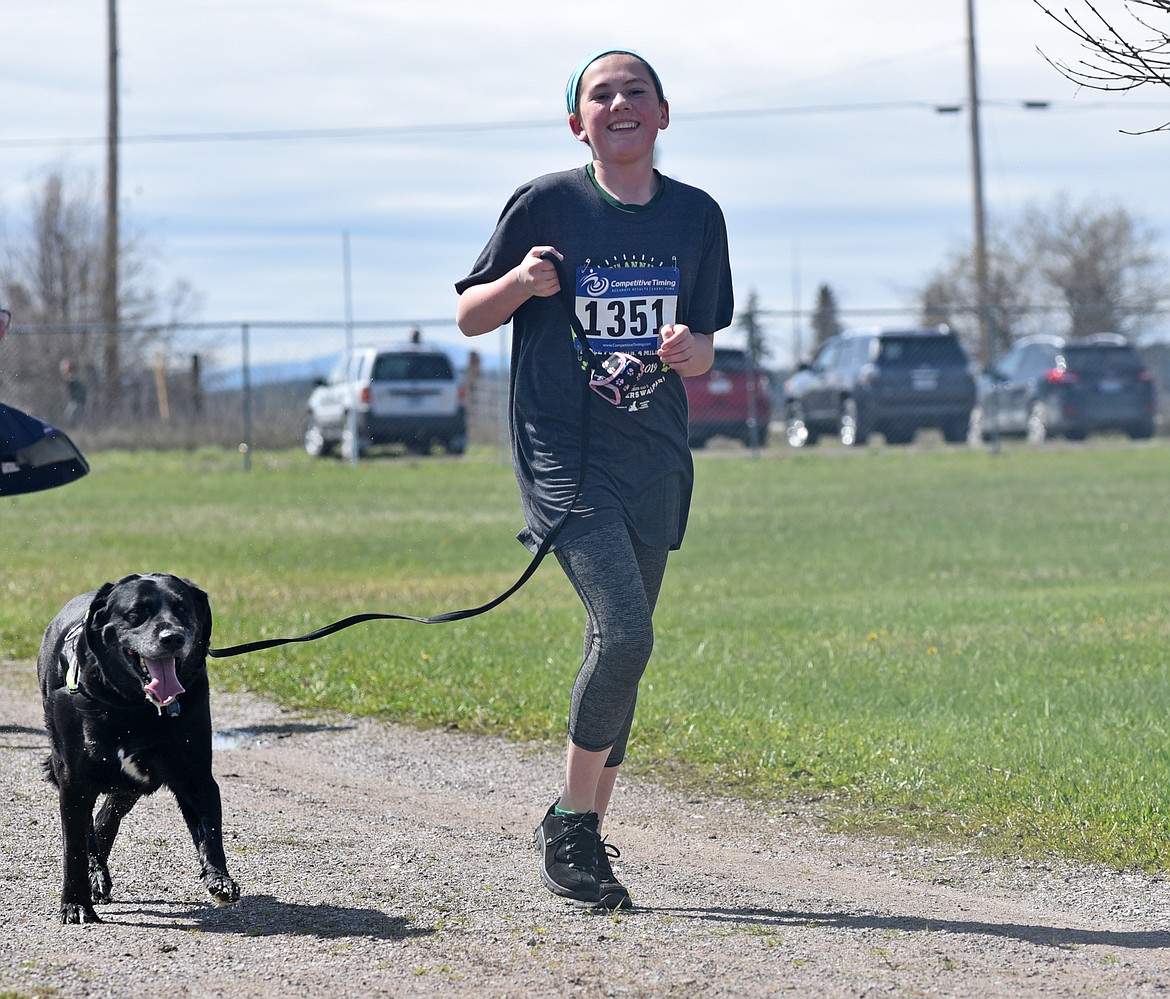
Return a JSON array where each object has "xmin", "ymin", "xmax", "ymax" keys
[
  {"xmin": 181, "ymin": 578, "xmax": 213, "ymax": 657},
  {"xmin": 85, "ymin": 581, "xmax": 119, "ymax": 649},
  {"xmin": 86, "ymin": 575, "xmax": 141, "ymax": 652}
]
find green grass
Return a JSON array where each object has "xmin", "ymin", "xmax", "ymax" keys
[{"xmin": 5, "ymin": 442, "xmax": 1170, "ymax": 870}]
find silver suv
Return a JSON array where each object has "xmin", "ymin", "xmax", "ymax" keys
[{"xmin": 304, "ymin": 343, "xmax": 467, "ymax": 459}]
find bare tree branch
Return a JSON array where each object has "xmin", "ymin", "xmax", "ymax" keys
[{"xmin": 1033, "ymin": 0, "xmax": 1170, "ymax": 131}]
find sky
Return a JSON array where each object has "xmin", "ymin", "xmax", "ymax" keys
[{"xmin": 3, "ymin": 0, "xmax": 1170, "ymax": 367}]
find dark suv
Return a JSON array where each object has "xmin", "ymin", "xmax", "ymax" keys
[
  {"xmin": 782, "ymin": 327, "xmax": 975, "ymax": 447},
  {"xmin": 683, "ymin": 347, "xmax": 771, "ymax": 448},
  {"xmin": 970, "ymin": 333, "xmax": 1156, "ymax": 444}
]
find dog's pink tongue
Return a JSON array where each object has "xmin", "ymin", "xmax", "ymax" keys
[{"xmin": 143, "ymin": 657, "xmax": 185, "ymax": 707}]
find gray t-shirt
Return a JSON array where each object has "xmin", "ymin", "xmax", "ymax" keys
[{"xmin": 456, "ymin": 166, "xmax": 734, "ymax": 552}]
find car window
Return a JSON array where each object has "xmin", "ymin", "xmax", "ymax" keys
[
  {"xmin": 372, "ymin": 353, "xmax": 454, "ymax": 381},
  {"xmin": 344, "ymin": 354, "xmax": 365, "ymax": 382},
  {"xmin": 995, "ymin": 347, "xmax": 1024, "ymax": 380},
  {"xmin": 710, "ymin": 350, "xmax": 750, "ymax": 372},
  {"xmin": 849, "ymin": 336, "xmax": 874, "ymax": 366},
  {"xmin": 1061, "ymin": 345, "xmax": 1144, "ymax": 374},
  {"xmin": 1018, "ymin": 344, "xmax": 1056, "ymax": 376},
  {"xmin": 326, "ymin": 356, "xmax": 348, "ymax": 385},
  {"xmin": 812, "ymin": 340, "xmax": 841, "ymax": 372},
  {"xmin": 876, "ymin": 336, "xmax": 966, "ymax": 367}
]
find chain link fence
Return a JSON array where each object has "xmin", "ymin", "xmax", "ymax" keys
[
  {"xmin": 1, "ymin": 313, "xmax": 1167, "ymax": 457},
  {"xmin": 0, "ymin": 319, "xmax": 512, "ymax": 456}
]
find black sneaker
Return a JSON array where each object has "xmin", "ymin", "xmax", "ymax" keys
[
  {"xmin": 594, "ymin": 837, "xmax": 632, "ymax": 910},
  {"xmin": 534, "ymin": 802, "xmax": 602, "ymax": 905}
]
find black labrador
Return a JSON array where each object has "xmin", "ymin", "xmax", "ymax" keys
[{"xmin": 37, "ymin": 572, "xmax": 241, "ymax": 924}]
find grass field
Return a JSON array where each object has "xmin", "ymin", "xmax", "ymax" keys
[{"xmin": 4, "ymin": 441, "xmax": 1169, "ymax": 870}]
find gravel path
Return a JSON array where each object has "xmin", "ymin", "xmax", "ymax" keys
[{"xmin": 3, "ymin": 655, "xmax": 1170, "ymax": 997}]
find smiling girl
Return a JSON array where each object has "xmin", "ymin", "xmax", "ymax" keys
[{"xmin": 455, "ymin": 48, "xmax": 734, "ymax": 909}]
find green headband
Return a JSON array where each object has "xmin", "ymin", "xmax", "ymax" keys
[{"xmin": 565, "ymin": 48, "xmax": 664, "ymax": 114}]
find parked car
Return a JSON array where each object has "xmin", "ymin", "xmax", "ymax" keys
[
  {"xmin": 304, "ymin": 343, "xmax": 467, "ymax": 459},
  {"xmin": 782, "ymin": 327, "xmax": 975, "ymax": 447},
  {"xmin": 683, "ymin": 347, "xmax": 771, "ymax": 448},
  {"xmin": 970, "ymin": 333, "xmax": 1156, "ymax": 444}
]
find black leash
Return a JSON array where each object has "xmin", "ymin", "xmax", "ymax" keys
[{"xmin": 209, "ymin": 254, "xmax": 591, "ymax": 658}]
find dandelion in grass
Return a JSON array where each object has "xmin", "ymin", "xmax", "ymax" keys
[{"xmin": 926, "ymin": 646, "xmax": 939, "ymax": 655}]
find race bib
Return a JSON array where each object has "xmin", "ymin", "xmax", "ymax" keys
[
  {"xmin": 571, "ymin": 262, "xmax": 681, "ymax": 411},
  {"xmin": 574, "ymin": 264, "xmax": 679, "ymax": 354}
]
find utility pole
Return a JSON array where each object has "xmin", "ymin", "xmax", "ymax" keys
[
  {"xmin": 964, "ymin": 0, "xmax": 991, "ymax": 369},
  {"xmin": 102, "ymin": 0, "xmax": 120, "ymax": 407},
  {"xmin": 342, "ymin": 231, "xmax": 359, "ymax": 466}
]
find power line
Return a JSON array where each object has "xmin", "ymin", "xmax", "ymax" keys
[{"xmin": 4, "ymin": 98, "xmax": 1168, "ymax": 149}]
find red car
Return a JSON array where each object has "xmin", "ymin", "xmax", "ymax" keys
[{"xmin": 684, "ymin": 347, "xmax": 771, "ymax": 448}]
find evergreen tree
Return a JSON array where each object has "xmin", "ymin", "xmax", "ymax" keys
[{"xmin": 810, "ymin": 284, "xmax": 842, "ymax": 350}]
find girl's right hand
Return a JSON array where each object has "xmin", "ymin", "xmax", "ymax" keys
[{"xmin": 516, "ymin": 247, "xmax": 563, "ymax": 298}]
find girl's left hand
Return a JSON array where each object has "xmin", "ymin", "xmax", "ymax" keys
[{"xmin": 658, "ymin": 324, "xmax": 714, "ymax": 376}]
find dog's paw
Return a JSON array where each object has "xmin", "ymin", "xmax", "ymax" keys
[
  {"xmin": 206, "ymin": 874, "xmax": 240, "ymax": 907},
  {"xmin": 60, "ymin": 903, "xmax": 103, "ymax": 925},
  {"xmin": 90, "ymin": 863, "xmax": 113, "ymax": 904}
]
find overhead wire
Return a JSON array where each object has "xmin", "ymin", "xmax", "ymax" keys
[{"xmin": 3, "ymin": 98, "xmax": 1170, "ymax": 149}]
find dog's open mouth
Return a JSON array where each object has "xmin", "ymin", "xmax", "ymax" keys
[{"xmin": 127, "ymin": 651, "xmax": 186, "ymax": 708}]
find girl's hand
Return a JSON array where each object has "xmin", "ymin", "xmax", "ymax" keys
[
  {"xmin": 658, "ymin": 324, "xmax": 714, "ymax": 376},
  {"xmin": 516, "ymin": 247, "xmax": 563, "ymax": 298}
]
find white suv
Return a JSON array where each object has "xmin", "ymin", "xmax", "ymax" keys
[{"xmin": 304, "ymin": 343, "xmax": 467, "ymax": 459}]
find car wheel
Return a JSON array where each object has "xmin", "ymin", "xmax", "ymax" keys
[
  {"xmin": 304, "ymin": 421, "xmax": 335, "ymax": 458},
  {"xmin": 445, "ymin": 434, "xmax": 467, "ymax": 455},
  {"xmin": 1128, "ymin": 422, "xmax": 1154, "ymax": 440},
  {"xmin": 785, "ymin": 403, "xmax": 817, "ymax": 448},
  {"xmin": 839, "ymin": 399, "xmax": 868, "ymax": 447},
  {"xmin": 942, "ymin": 416, "xmax": 970, "ymax": 444},
  {"xmin": 1026, "ymin": 401, "xmax": 1050, "ymax": 445}
]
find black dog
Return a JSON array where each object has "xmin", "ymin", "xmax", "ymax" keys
[{"xmin": 37, "ymin": 573, "xmax": 240, "ymax": 924}]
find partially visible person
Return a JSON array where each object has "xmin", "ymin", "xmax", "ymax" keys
[{"xmin": 59, "ymin": 359, "xmax": 87, "ymax": 426}]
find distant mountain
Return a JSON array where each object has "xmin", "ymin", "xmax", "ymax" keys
[
  {"xmin": 205, "ymin": 355, "xmax": 336, "ymax": 391},
  {"xmin": 206, "ymin": 340, "xmax": 506, "ymax": 391}
]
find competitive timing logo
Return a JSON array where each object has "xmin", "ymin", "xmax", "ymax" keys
[
  {"xmin": 581, "ymin": 271, "xmax": 610, "ymax": 297},
  {"xmin": 579, "ymin": 254, "xmax": 676, "ymax": 298}
]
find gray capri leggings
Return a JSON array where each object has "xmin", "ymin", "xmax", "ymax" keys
[{"xmin": 553, "ymin": 521, "xmax": 669, "ymax": 767}]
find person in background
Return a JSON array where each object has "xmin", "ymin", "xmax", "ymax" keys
[{"xmin": 60, "ymin": 359, "xmax": 87, "ymax": 426}]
